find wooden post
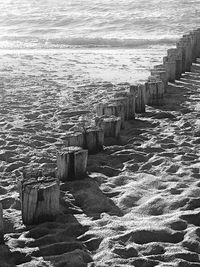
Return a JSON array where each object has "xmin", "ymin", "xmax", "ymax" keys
[
  {"xmin": 167, "ymin": 48, "xmax": 182, "ymax": 80},
  {"xmin": 0, "ymin": 203, "xmax": 4, "ymax": 244},
  {"xmin": 111, "ymin": 96, "xmax": 130, "ymax": 121},
  {"xmin": 83, "ymin": 128, "xmax": 104, "ymax": 154},
  {"xmin": 193, "ymin": 29, "xmax": 200, "ymax": 59},
  {"xmin": 163, "ymin": 56, "xmax": 176, "ymax": 82},
  {"xmin": 189, "ymin": 31, "xmax": 197, "ymax": 62},
  {"xmin": 177, "ymin": 37, "xmax": 191, "ymax": 73},
  {"xmin": 113, "ymin": 90, "xmax": 136, "ymax": 120},
  {"xmin": 57, "ymin": 146, "xmax": 88, "ymax": 181},
  {"xmin": 156, "ymin": 81, "xmax": 164, "ymax": 106},
  {"xmin": 96, "ymin": 116, "xmax": 121, "ymax": 138},
  {"xmin": 64, "ymin": 131, "xmax": 84, "ymax": 148},
  {"xmin": 150, "ymin": 69, "xmax": 168, "ymax": 90},
  {"xmin": 130, "ymin": 84, "xmax": 145, "ymax": 113},
  {"xmin": 96, "ymin": 103, "xmax": 106, "ymax": 116},
  {"xmin": 19, "ymin": 177, "xmax": 60, "ymax": 225},
  {"xmin": 145, "ymin": 80, "xmax": 164, "ymax": 106},
  {"xmin": 183, "ymin": 34, "xmax": 192, "ymax": 71},
  {"xmin": 128, "ymin": 92, "xmax": 136, "ymax": 120},
  {"xmin": 176, "ymin": 39, "xmax": 186, "ymax": 73},
  {"xmin": 175, "ymin": 47, "xmax": 183, "ymax": 79},
  {"xmin": 96, "ymin": 102, "xmax": 125, "ymax": 129}
]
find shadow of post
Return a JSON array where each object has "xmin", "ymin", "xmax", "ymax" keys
[{"xmin": 61, "ymin": 177, "xmax": 123, "ymax": 220}]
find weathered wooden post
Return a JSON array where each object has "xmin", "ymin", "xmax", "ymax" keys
[
  {"xmin": 176, "ymin": 38, "xmax": 187, "ymax": 74},
  {"xmin": 189, "ymin": 31, "xmax": 197, "ymax": 62},
  {"xmin": 112, "ymin": 96, "xmax": 130, "ymax": 121},
  {"xmin": 193, "ymin": 29, "xmax": 200, "ymax": 59},
  {"xmin": 0, "ymin": 203, "xmax": 4, "ymax": 244},
  {"xmin": 163, "ymin": 56, "xmax": 176, "ymax": 83},
  {"xmin": 183, "ymin": 34, "xmax": 193, "ymax": 70},
  {"xmin": 19, "ymin": 176, "xmax": 60, "ymax": 225},
  {"xmin": 128, "ymin": 92, "xmax": 136, "ymax": 120},
  {"xmin": 145, "ymin": 79, "xmax": 164, "ymax": 106},
  {"xmin": 130, "ymin": 84, "xmax": 145, "ymax": 113},
  {"xmin": 96, "ymin": 102, "xmax": 125, "ymax": 129},
  {"xmin": 177, "ymin": 36, "xmax": 192, "ymax": 73},
  {"xmin": 83, "ymin": 127, "xmax": 104, "ymax": 153},
  {"xmin": 114, "ymin": 90, "xmax": 136, "ymax": 120},
  {"xmin": 96, "ymin": 116, "xmax": 121, "ymax": 138},
  {"xmin": 167, "ymin": 48, "xmax": 182, "ymax": 80},
  {"xmin": 150, "ymin": 69, "xmax": 168, "ymax": 91},
  {"xmin": 63, "ymin": 131, "xmax": 84, "ymax": 148},
  {"xmin": 57, "ymin": 146, "xmax": 88, "ymax": 181}
]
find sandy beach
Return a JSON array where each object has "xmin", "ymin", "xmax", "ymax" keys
[
  {"xmin": 1, "ymin": 0, "xmax": 200, "ymax": 266},
  {"xmin": 1, "ymin": 54, "xmax": 200, "ymax": 266}
]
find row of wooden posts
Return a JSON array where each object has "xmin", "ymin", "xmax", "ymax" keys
[{"xmin": 1, "ymin": 28, "xmax": 200, "ymax": 243}]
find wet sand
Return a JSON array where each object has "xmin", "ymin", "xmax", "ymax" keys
[{"xmin": 1, "ymin": 60, "xmax": 200, "ymax": 266}]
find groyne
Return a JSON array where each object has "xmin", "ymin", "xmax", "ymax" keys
[{"xmin": 1, "ymin": 28, "xmax": 200, "ymax": 229}]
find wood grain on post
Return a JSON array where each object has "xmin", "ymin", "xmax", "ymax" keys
[
  {"xmin": 82, "ymin": 127, "xmax": 104, "ymax": 154},
  {"xmin": 167, "ymin": 48, "xmax": 182, "ymax": 80},
  {"xmin": 176, "ymin": 39, "xmax": 186, "ymax": 73},
  {"xmin": 145, "ymin": 80, "xmax": 164, "ymax": 106},
  {"xmin": 128, "ymin": 90, "xmax": 136, "ymax": 119},
  {"xmin": 183, "ymin": 35, "xmax": 193, "ymax": 71},
  {"xmin": 189, "ymin": 31, "xmax": 197, "ymax": 62},
  {"xmin": 193, "ymin": 29, "xmax": 200, "ymax": 59},
  {"xmin": 130, "ymin": 84, "xmax": 145, "ymax": 113},
  {"xmin": 97, "ymin": 102, "xmax": 125, "ymax": 129},
  {"xmin": 96, "ymin": 103, "xmax": 106, "ymax": 117},
  {"xmin": 19, "ymin": 177, "xmax": 60, "ymax": 225},
  {"xmin": 57, "ymin": 146, "xmax": 88, "ymax": 181},
  {"xmin": 64, "ymin": 131, "xmax": 84, "ymax": 148},
  {"xmin": 163, "ymin": 56, "xmax": 176, "ymax": 82},
  {"xmin": 177, "ymin": 37, "xmax": 191, "ymax": 72},
  {"xmin": 156, "ymin": 81, "xmax": 164, "ymax": 106},
  {"xmin": 113, "ymin": 90, "xmax": 136, "ymax": 120},
  {"xmin": 111, "ymin": 96, "xmax": 130, "ymax": 121},
  {"xmin": 137, "ymin": 84, "xmax": 146, "ymax": 113},
  {"xmin": 0, "ymin": 203, "xmax": 4, "ymax": 244},
  {"xmin": 150, "ymin": 69, "xmax": 168, "ymax": 91},
  {"xmin": 96, "ymin": 116, "xmax": 121, "ymax": 138}
]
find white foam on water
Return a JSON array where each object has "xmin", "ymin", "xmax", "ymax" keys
[{"xmin": 0, "ymin": 0, "xmax": 199, "ymax": 84}]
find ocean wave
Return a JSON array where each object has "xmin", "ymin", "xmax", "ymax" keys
[
  {"xmin": 0, "ymin": 36, "xmax": 178, "ymax": 50},
  {"xmin": 49, "ymin": 37, "xmax": 178, "ymax": 48}
]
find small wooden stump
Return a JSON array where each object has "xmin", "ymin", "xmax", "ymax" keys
[
  {"xmin": 163, "ymin": 56, "xmax": 176, "ymax": 82},
  {"xmin": 167, "ymin": 48, "xmax": 183, "ymax": 80},
  {"xmin": 176, "ymin": 40, "xmax": 186, "ymax": 73},
  {"xmin": 96, "ymin": 102, "xmax": 125, "ymax": 129},
  {"xmin": 188, "ymin": 32, "xmax": 196, "ymax": 63},
  {"xmin": 151, "ymin": 69, "xmax": 168, "ymax": 90},
  {"xmin": 130, "ymin": 84, "xmax": 145, "ymax": 113},
  {"xmin": 83, "ymin": 128, "xmax": 104, "ymax": 154},
  {"xmin": 57, "ymin": 146, "xmax": 88, "ymax": 181},
  {"xmin": 145, "ymin": 80, "xmax": 164, "ymax": 106},
  {"xmin": 183, "ymin": 35, "xmax": 193, "ymax": 70},
  {"xmin": 64, "ymin": 131, "xmax": 84, "ymax": 148},
  {"xmin": 0, "ymin": 203, "xmax": 4, "ymax": 244},
  {"xmin": 114, "ymin": 91, "xmax": 136, "ymax": 120},
  {"xmin": 128, "ymin": 92, "xmax": 136, "ymax": 120},
  {"xmin": 96, "ymin": 116, "xmax": 121, "ymax": 138},
  {"xmin": 19, "ymin": 177, "xmax": 60, "ymax": 225},
  {"xmin": 112, "ymin": 96, "xmax": 131, "ymax": 121},
  {"xmin": 177, "ymin": 37, "xmax": 191, "ymax": 72},
  {"xmin": 192, "ymin": 29, "xmax": 200, "ymax": 59}
]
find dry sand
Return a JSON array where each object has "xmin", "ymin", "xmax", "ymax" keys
[{"xmin": 1, "ymin": 65, "xmax": 200, "ymax": 266}]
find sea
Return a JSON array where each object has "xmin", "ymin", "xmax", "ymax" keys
[{"xmin": 0, "ymin": 0, "xmax": 200, "ymax": 93}]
